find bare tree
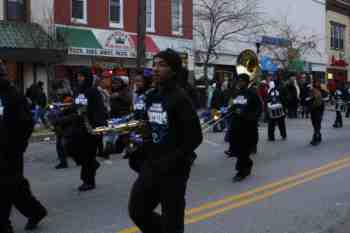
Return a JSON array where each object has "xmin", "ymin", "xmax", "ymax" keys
[
  {"xmin": 261, "ymin": 16, "xmax": 321, "ymax": 72},
  {"xmin": 194, "ymin": 0, "xmax": 264, "ymax": 81}
]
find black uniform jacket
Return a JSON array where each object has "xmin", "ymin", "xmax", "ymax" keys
[
  {"xmin": 0, "ymin": 80, "xmax": 34, "ymax": 181},
  {"xmin": 229, "ymin": 87, "xmax": 261, "ymax": 153},
  {"xmin": 143, "ymin": 80, "xmax": 203, "ymax": 175}
]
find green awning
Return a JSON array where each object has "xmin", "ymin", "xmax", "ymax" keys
[
  {"xmin": 56, "ymin": 27, "xmax": 102, "ymax": 49},
  {"xmin": 0, "ymin": 21, "xmax": 63, "ymax": 49},
  {"xmin": 0, "ymin": 21, "xmax": 66, "ymax": 63}
]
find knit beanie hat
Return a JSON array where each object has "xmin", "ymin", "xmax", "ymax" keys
[{"xmin": 154, "ymin": 49, "xmax": 182, "ymax": 73}]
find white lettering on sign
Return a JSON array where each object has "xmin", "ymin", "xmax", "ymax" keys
[{"xmin": 68, "ymin": 47, "xmax": 133, "ymax": 58}]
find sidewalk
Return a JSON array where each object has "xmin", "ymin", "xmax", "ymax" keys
[{"xmin": 30, "ymin": 127, "xmax": 55, "ymax": 143}]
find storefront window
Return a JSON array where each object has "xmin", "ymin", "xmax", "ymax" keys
[
  {"xmin": 72, "ymin": 0, "xmax": 87, "ymax": 24},
  {"xmin": 110, "ymin": 0, "xmax": 123, "ymax": 28},
  {"xmin": 331, "ymin": 22, "xmax": 345, "ymax": 50},
  {"xmin": 171, "ymin": 0, "xmax": 183, "ymax": 35},
  {"xmin": 146, "ymin": 0, "xmax": 155, "ymax": 32},
  {"xmin": 6, "ymin": 0, "xmax": 27, "ymax": 22}
]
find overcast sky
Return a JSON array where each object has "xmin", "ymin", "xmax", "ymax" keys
[{"xmin": 259, "ymin": 0, "xmax": 326, "ymax": 63}]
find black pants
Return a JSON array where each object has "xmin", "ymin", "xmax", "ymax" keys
[
  {"xmin": 56, "ymin": 135, "xmax": 68, "ymax": 165},
  {"xmin": 268, "ymin": 117, "xmax": 287, "ymax": 140},
  {"xmin": 287, "ymin": 103, "xmax": 298, "ymax": 119},
  {"xmin": 0, "ymin": 178, "xmax": 46, "ymax": 229},
  {"xmin": 301, "ymin": 105, "xmax": 309, "ymax": 118},
  {"xmin": 311, "ymin": 109, "xmax": 323, "ymax": 136},
  {"xmin": 346, "ymin": 104, "xmax": 350, "ymax": 117},
  {"xmin": 251, "ymin": 121, "xmax": 259, "ymax": 154},
  {"xmin": 235, "ymin": 150, "xmax": 253, "ymax": 175},
  {"xmin": 334, "ymin": 111, "xmax": 343, "ymax": 127},
  {"xmin": 128, "ymin": 165, "xmax": 191, "ymax": 233},
  {"xmin": 75, "ymin": 135, "xmax": 100, "ymax": 185}
]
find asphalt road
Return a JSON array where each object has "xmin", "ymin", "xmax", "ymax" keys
[{"xmin": 10, "ymin": 111, "xmax": 350, "ymax": 233}]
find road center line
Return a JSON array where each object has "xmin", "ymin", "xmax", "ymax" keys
[{"xmin": 117, "ymin": 155, "xmax": 350, "ymax": 233}]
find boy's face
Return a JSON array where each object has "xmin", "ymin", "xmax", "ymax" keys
[{"xmin": 152, "ymin": 57, "xmax": 173, "ymax": 85}]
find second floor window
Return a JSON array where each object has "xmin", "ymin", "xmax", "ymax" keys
[
  {"xmin": 110, "ymin": 0, "xmax": 123, "ymax": 28},
  {"xmin": 146, "ymin": 0, "xmax": 155, "ymax": 32},
  {"xmin": 171, "ymin": 0, "xmax": 183, "ymax": 35},
  {"xmin": 331, "ymin": 22, "xmax": 345, "ymax": 50},
  {"xmin": 72, "ymin": 0, "xmax": 87, "ymax": 24},
  {"xmin": 6, "ymin": 0, "xmax": 27, "ymax": 21}
]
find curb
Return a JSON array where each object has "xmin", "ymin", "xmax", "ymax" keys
[{"xmin": 30, "ymin": 132, "xmax": 55, "ymax": 143}]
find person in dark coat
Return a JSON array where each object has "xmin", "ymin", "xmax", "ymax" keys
[
  {"xmin": 305, "ymin": 79, "xmax": 328, "ymax": 146},
  {"xmin": 128, "ymin": 49, "xmax": 203, "ymax": 233},
  {"xmin": 58, "ymin": 67, "xmax": 108, "ymax": 191},
  {"xmin": 228, "ymin": 74, "xmax": 262, "ymax": 182},
  {"xmin": 110, "ymin": 76, "xmax": 132, "ymax": 118},
  {"xmin": 0, "ymin": 60, "xmax": 47, "ymax": 233}
]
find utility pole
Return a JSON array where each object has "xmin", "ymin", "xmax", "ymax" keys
[{"xmin": 136, "ymin": 0, "xmax": 146, "ymax": 69}]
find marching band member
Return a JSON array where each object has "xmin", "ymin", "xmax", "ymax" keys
[
  {"xmin": 128, "ymin": 49, "xmax": 203, "ymax": 233},
  {"xmin": 59, "ymin": 68, "xmax": 108, "ymax": 191},
  {"xmin": 306, "ymin": 78, "xmax": 328, "ymax": 146},
  {"xmin": 0, "ymin": 60, "xmax": 47, "ymax": 233},
  {"xmin": 267, "ymin": 81, "xmax": 287, "ymax": 141},
  {"xmin": 228, "ymin": 73, "xmax": 262, "ymax": 182},
  {"xmin": 333, "ymin": 81, "xmax": 347, "ymax": 128},
  {"xmin": 126, "ymin": 70, "xmax": 153, "ymax": 172}
]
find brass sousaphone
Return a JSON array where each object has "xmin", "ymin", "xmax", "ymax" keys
[{"xmin": 236, "ymin": 49, "xmax": 261, "ymax": 85}]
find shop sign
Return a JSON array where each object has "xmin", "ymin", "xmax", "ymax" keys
[
  {"xmin": 261, "ymin": 36, "xmax": 291, "ymax": 47},
  {"xmin": 330, "ymin": 55, "xmax": 348, "ymax": 67},
  {"xmin": 68, "ymin": 47, "xmax": 132, "ymax": 58},
  {"xmin": 105, "ymin": 31, "xmax": 135, "ymax": 57}
]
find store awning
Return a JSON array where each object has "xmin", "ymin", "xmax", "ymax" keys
[
  {"xmin": 56, "ymin": 27, "xmax": 102, "ymax": 49},
  {"xmin": 0, "ymin": 21, "xmax": 66, "ymax": 63},
  {"xmin": 129, "ymin": 35, "xmax": 160, "ymax": 55}
]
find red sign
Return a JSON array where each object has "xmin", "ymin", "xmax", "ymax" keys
[{"xmin": 331, "ymin": 56, "xmax": 348, "ymax": 67}]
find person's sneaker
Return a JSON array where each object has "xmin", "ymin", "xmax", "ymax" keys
[
  {"xmin": 224, "ymin": 150, "xmax": 236, "ymax": 158},
  {"xmin": 24, "ymin": 209, "xmax": 47, "ymax": 230},
  {"xmin": 55, "ymin": 163, "xmax": 68, "ymax": 169},
  {"xmin": 78, "ymin": 183, "xmax": 96, "ymax": 192},
  {"xmin": 232, "ymin": 173, "xmax": 249, "ymax": 182}
]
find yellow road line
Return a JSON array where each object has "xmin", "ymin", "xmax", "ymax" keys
[
  {"xmin": 185, "ymin": 160, "xmax": 350, "ymax": 224},
  {"xmin": 185, "ymin": 155, "xmax": 350, "ymax": 216},
  {"xmin": 117, "ymin": 156, "xmax": 350, "ymax": 233}
]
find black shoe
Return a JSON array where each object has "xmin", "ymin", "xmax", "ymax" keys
[
  {"xmin": 268, "ymin": 138, "xmax": 275, "ymax": 141},
  {"xmin": 24, "ymin": 209, "xmax": 47, "ymax": 230},
  {"xmin": 232, "ymin": 172, "xmax": 250, "ymax": 182},
  {"xmin": 55, "ymin": 163, "xmax": 68, "ymax": 169},
  {"xmin": 282, "ymin": 136, "xmax": 287, "ymax": 140},
  {"xmin": 310, "ymin": 139, "xmax": 320, "ymax": 146},
  {"xmin": 78, "ymin": 183, "xmax": 96, "ymax": 192},
  {"xmin": 224, "ymin": 150, "xmax": 236, "ymax": 158}
]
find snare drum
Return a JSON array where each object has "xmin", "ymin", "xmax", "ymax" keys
[
  {"xmin": 335, "ymin": 101, "xmax": 347, "ymax": 112},
  {"xmin": 268, "ymin": 103, "xmax": 285, "ymax": 119}
]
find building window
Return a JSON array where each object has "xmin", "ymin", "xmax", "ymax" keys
[
  {"xmin": 110, "ymin": 0, "xmax": 123, "ymax": 28},
  {"xmin": 71, "ymin": 0, "xmax": 87, "ymax": 24},
  {"xmin": 146, "ymin": 0, "xmax": 155, "ymax": 32},
  {"xmin": 171, "ymin": 0, "xmax": 183, "ymax": 35},
  {"xmin": 6, "ymin": 0, "xmax": 27, "ymax": 22},
  {"xmin": 331, "ymin": 22, "xmax": 345, "ymax": 50}
]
